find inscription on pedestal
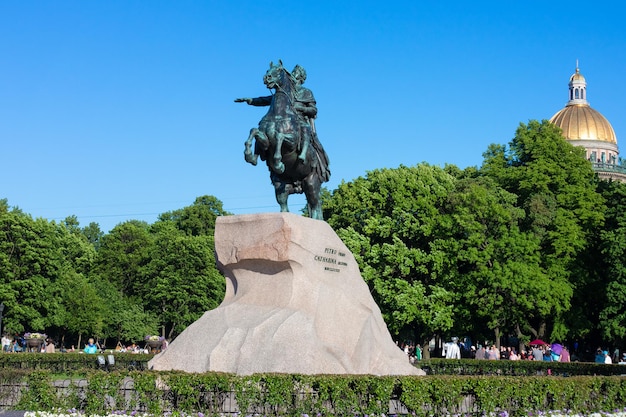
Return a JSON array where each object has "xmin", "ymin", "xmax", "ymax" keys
[{"xmin": 314, "ymin": 247, "xmax": 349, "ymax": 272}]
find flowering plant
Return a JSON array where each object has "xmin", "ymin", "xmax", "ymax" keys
[
  {"xmin": 24, "ymin": 332, "xmax": 47, "ymax": 339},
  {"xmin": 144, "ymin": 335, "xmax": 164, "ymax": 342}
]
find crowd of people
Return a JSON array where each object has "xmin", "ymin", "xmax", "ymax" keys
[
  {"xmin": 398, "ymin": 337, "xmax": 625, "ymax": 364},
  {"xmin": 1, "ymin": 333, "xmax": 54, "ymax": 353},
  {"xmin": 398, "ymin": 340, "xmax": 423, "ymax": 364},
  {"xmin": 1, "ymin": 333, "xmax": 166, "ymax": 354},
  {"xmin": 463, "ymin": 343, "xmax": 571, "ymax": 361}
]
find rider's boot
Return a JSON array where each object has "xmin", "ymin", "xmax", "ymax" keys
[{"xmin": 298, "ymin": 137, "xmax": 310, "ymax": 162}]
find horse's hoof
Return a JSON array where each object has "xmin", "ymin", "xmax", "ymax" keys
[
  {"xmin": 244, "ymin": 151, "xmax": 258, "ymax": 166},
  {"xmin": 274, "ymin": 162, "xmax": 285, "ymax": 174}
]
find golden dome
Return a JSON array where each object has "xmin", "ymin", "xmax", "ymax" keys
[
  {"xmin": 569, "ymin": 67, "xmax": 586, "ymax": 82},
  {"xmin": 550, "ymin": 65, "xmax": 617, "ymax": 145},
  {"xmin": 550, "ymin": 105, "xmax": 617, "ymax": 144}
]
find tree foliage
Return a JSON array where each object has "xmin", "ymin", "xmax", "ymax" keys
[
  {"xmin": 597, "ymin": 181, "xmax": 626, "ymax": 344},
  {"xmin": 439, "ymin": 176, "xmax": 563, "ymax": 346},
  {"xmin": 141, "ymin": 221, "xmax": 225, "ymax": 339},
  {"xmin": 3, "ymin": 118, "xmax": 626, "ymax": 353},
  {"xmin": 325, "ymin": 164, "xmax": 457, "ymax": 345},
  {"xmin": 480, "ymin": 120, "xmax": 604, "ymax": 341},
  {"xmin": 322, "ymin": 121, "xmax": 613, "ymax": 350},
  {"xmin": 0, "ymin": 196, "xmax": 228, "ymax": 347},
  {"xmin": 0, "ymin": 208, "xmax": 100, "ymax": 336},
  {"xmin": 94, "ymin": 196, "xmax": 227, "ymax": 341},
  {"xmin": 158, "ymin": 195, "xmax": 231, "ymax": 236},
  {"xmin": 95, "ymin": 220, "xmax": 152, "ymax": 297}
]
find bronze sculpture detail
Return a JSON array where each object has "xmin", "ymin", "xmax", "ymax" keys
[{"xmin": 236, "ymin": 61, "xmax": 330, "ymax": 220}]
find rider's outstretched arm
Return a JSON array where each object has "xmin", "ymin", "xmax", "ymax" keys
[{"xmin": 234, "ymin": 96, "xmax": 272, "ymax": 106}]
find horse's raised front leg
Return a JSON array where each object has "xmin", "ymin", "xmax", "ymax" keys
[{"xmin": 244, "ymin": 128, "xmax": 259, "ymax": 165}]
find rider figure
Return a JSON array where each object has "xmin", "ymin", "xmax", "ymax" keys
[
  {"xmin": 291, "ymin": 65, "xmax": 329, "ymax": 181},
  {"xmin": 235, "ymin": 64, "xmax": 315, "ymax": 162},
  {"xmin": 291, "ymin": 65, "xmax": 315, "ymax": 162}
]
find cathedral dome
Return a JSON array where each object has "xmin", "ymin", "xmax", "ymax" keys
[
  {"xmin": 550, "ymin": 105, "xmax": 617, "ymax": 144},
  {"xmin": 569, "ymin": 70, "xmax": 586, "ymax": 83},
  {"xmin": 550, "ymin": 66, "xmax": 617, "ymax": 144},
  {"xmin": 549, "ymin": 65, "xmax": 625, "ymax": 182}
]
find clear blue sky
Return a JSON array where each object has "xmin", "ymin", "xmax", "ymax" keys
[{"xmin": 1, "ymin": 1, "xmax": 625, "ymax": 232}]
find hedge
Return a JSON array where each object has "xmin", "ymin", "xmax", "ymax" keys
[{"xmin": 4, "ymin": 370, "xmax": 626, "ymax": 417}]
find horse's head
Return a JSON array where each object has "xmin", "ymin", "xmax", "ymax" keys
[{"xmin": 263, "ymin": 60, "xmax": 291, "ymax": 91}]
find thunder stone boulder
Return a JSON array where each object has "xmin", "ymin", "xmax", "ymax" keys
[{"xmin": 148, "ymin": 212, "xmax": 422, "ymax": 376}]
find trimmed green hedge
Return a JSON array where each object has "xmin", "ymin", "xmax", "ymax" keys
[
  {"xmin": 421, "ymin": 358, "xmax": 626, "ymax": 376},
  {"xmin": 0, "ymin": 352, "xmax": 151, "ymax": 372},
  {"xmin": 4, "ymin": 354, "xmax": 624, "ymax": 378},
  {"xmin": 7, "ymin": 370, "xmax": 626, "ymax": 416},
  {"xmin": 4, "ymin": 356, "xmax": 626, "ymax": 415}
]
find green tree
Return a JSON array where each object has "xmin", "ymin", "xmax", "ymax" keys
[
  {"xmin": 55, "ymin": 269, "xmax": 105, "ymax": 348},
  {"xmin": 439, "ymin": 176, "xmax": 560, "ymax": 348},
  {"xmin": 597, "ymin": 180, "xmax": 626, "ymax": 345},
  {"xmin": 59, "ymin": 219, "xmax": 96, "ymax": 276},
  {"xmin": 95, "ymin": 220, "xmax": 152, "ymax": 297},
  {"xmin": 147, "ymin": 196, "xmax": 229, "ymax": 338},
  {"xmin": 480, "ymin": 120, "xmax": 604, "ymax": 340},
  {"xmin": 158, "ymin": 195, "xmax": 231, "ymax": 236},
  {"xmin": 92, "ymin": 279, "xmax": 158, "ymax": 345},
  {"xmin": 82, "ymin": 222, "xmax": 104, "ymax": 250},
  {"xmin": 325, "ymin": 164, "xmax": 457, "ymax": 354},
  {"xmin": 0, "ymin": 212, "xmax": 59, "ymax": 332},
  {"xmin": 63, "ymin": 215, "xmax": 81, "ymax": 234},
  {"xmin": 0, "ymin": 207, "xmax": 98, "ymax": 339},
  {"xmin": 141, "ymin": 221, "xmax": 225, "ymax": 339},
  {"xmin": 93, "ymin": 197, "xmax": 229, "ymax": 342}
]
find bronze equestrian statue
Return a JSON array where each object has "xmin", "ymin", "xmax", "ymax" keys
[{"xmin": 235, "ymin": 61, "xmax": 330, "ymax": 220}]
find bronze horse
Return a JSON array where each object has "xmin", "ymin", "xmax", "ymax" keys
[{"xmin": 243, "ymin": 62, "xmax": 330, "ymax": 220}]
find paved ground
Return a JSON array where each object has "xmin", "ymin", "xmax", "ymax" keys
[{"xmin": 0, "ymin": 412, "xmax": 26, "ymax": 417}]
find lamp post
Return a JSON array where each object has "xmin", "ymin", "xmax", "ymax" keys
[{"xmin": 0, "ymin": 302, "xmax": 4, "ymax": 336}]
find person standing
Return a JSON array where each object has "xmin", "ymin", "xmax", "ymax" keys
[
  {"xmin": 445, "ymin": 337, "xmax": 461, "ymax": 359},
  {"xmin": 45, "ymin": 338, "xmax": 55, "ymax": 353},
  {"xmin": 532, "ymin": 346, "xmax": 544, "ymax": 361},
  {"xmin": 12, "ymin": 339, "xmax": 21, "ymax": 352},
  {"xmin": 84, "ymin": 338, "xmax": 98, "ymax": 354},
  {"xmin": 1, "ymin": 334, "xmax": 11, "ymax": 353},
  {"xmin": 475, "ymin": 344, "xmax": 486, "ymax": 360},
  {"xmin": 487, "ymin": 345, "xmax": 499, "ymax": 360}
]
